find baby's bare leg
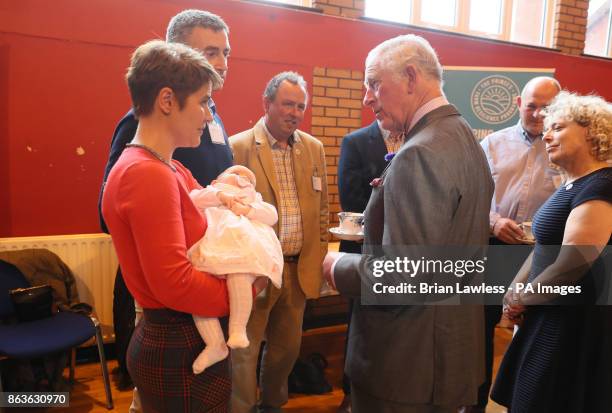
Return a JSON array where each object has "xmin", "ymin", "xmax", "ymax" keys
[{"xmin": 226, "ymin": 273, "xmax": 257, "ymax": 349}]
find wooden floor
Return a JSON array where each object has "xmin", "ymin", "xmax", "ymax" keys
[{"xmin": 18, "ymin": 325, "xmax": 512, "ymax": 413}]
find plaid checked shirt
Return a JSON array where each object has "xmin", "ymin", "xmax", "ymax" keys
[{"xmin": 264, "ymin": 125, "xmax": 303, "ymax": 256}]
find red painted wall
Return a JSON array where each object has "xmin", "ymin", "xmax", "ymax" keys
[{"xmin": 1, "ymin": 0, "xmax": 612, "ymax": 237}]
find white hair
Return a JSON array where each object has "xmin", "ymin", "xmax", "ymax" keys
[{"xmin": 366, "ymin": 34, "xmax": 443, "ymax": 82}]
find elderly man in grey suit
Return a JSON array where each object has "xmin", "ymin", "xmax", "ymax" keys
[{"xmin": 322, "ymin": 34, "xmax": 494, "ymax": 413}]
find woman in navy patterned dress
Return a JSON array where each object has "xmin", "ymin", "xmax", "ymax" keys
[{"xmin": 491, "ymin": 92, "xmax": 612, "ymax": 413}]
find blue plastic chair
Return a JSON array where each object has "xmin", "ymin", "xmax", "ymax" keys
[{"xmin": 0, "ymin": 260, "xmax": 113, "ymax": 409}]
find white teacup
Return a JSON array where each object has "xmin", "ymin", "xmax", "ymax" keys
[
  {"xmin": 338, "ymin": 212, "xmax": 364, "ymax": 235},
  {"xmin": 519, "ymin": 221, "xmax": 534, "ymax": 241}
]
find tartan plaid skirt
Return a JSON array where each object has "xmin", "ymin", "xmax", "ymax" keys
[{"xmin": 127, "ymin": 309, "xmax": 231, "ymax": 412}]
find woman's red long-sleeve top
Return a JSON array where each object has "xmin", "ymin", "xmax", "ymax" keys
[{"xmin": 102, "ymin": 147, "xmax": 229, "ymax": 317}]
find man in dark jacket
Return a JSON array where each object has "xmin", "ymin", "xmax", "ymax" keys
[{"xmin": 335, "ymin": 120, "xmax": 388, "ymax": 413}]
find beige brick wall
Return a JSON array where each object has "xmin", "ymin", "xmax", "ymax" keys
[
  {"xmin": 553, "ymin": 0, "xmax": 589, "ymax": 55},
  {"xmin": 311, "ymin": 66, "xmax": 364, "ymax": 226},
  {"xmin": 312, "ymin": 0, "xmax": 365, "ymax": 19}
]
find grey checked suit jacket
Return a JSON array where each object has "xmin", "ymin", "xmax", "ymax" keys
[{"xmin": 334, "ymin": 105, "xmax": 494, "ymax": 407}]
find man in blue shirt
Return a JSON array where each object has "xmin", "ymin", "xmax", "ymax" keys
[{"xmin": 98, "ymin": 9, "xmax": 233, "ymax": 391}]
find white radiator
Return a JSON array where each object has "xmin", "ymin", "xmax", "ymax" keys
[{"xmin": 0, "ymin": 233, "xmax": 118, "ymax": 328}]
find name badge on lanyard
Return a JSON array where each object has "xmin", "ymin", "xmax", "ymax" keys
[
  {"xmin": 208, "ymin": 121, "xmax": 226, "ymax": 145},
  {"xmin": 312, "ymin": 176, "xmax": 322, "ymax": 192}
]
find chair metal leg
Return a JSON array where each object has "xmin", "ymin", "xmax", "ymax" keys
[
  {"xmin": 69, "ymin": 348, "xmax": 76, "ymax": 383},
  {"xmin": 91, "ymin": 316, "xmax": 113, "ymax": 410}
]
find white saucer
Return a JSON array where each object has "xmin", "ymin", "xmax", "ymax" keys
[
  {"xmin": 517, "ymin": 237, "xmax": 535, "ymax": 245},
  {"xmin": 330, "ymin": 227, "xmax": 364, "ymax": 241}
]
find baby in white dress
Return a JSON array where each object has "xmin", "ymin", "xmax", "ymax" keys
[{"xmin": 188, "ymin": 165, "xmax": 283, "ymax": 374}]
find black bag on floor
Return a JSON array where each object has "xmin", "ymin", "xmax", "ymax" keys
[{"xmin": 288, "ymin": 353, "xmax": 332, "ymax": 395}]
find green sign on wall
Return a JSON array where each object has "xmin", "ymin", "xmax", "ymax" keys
[{"xmin": 442, "ymin": 67, "xmax": 555, "ymax": 140}]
